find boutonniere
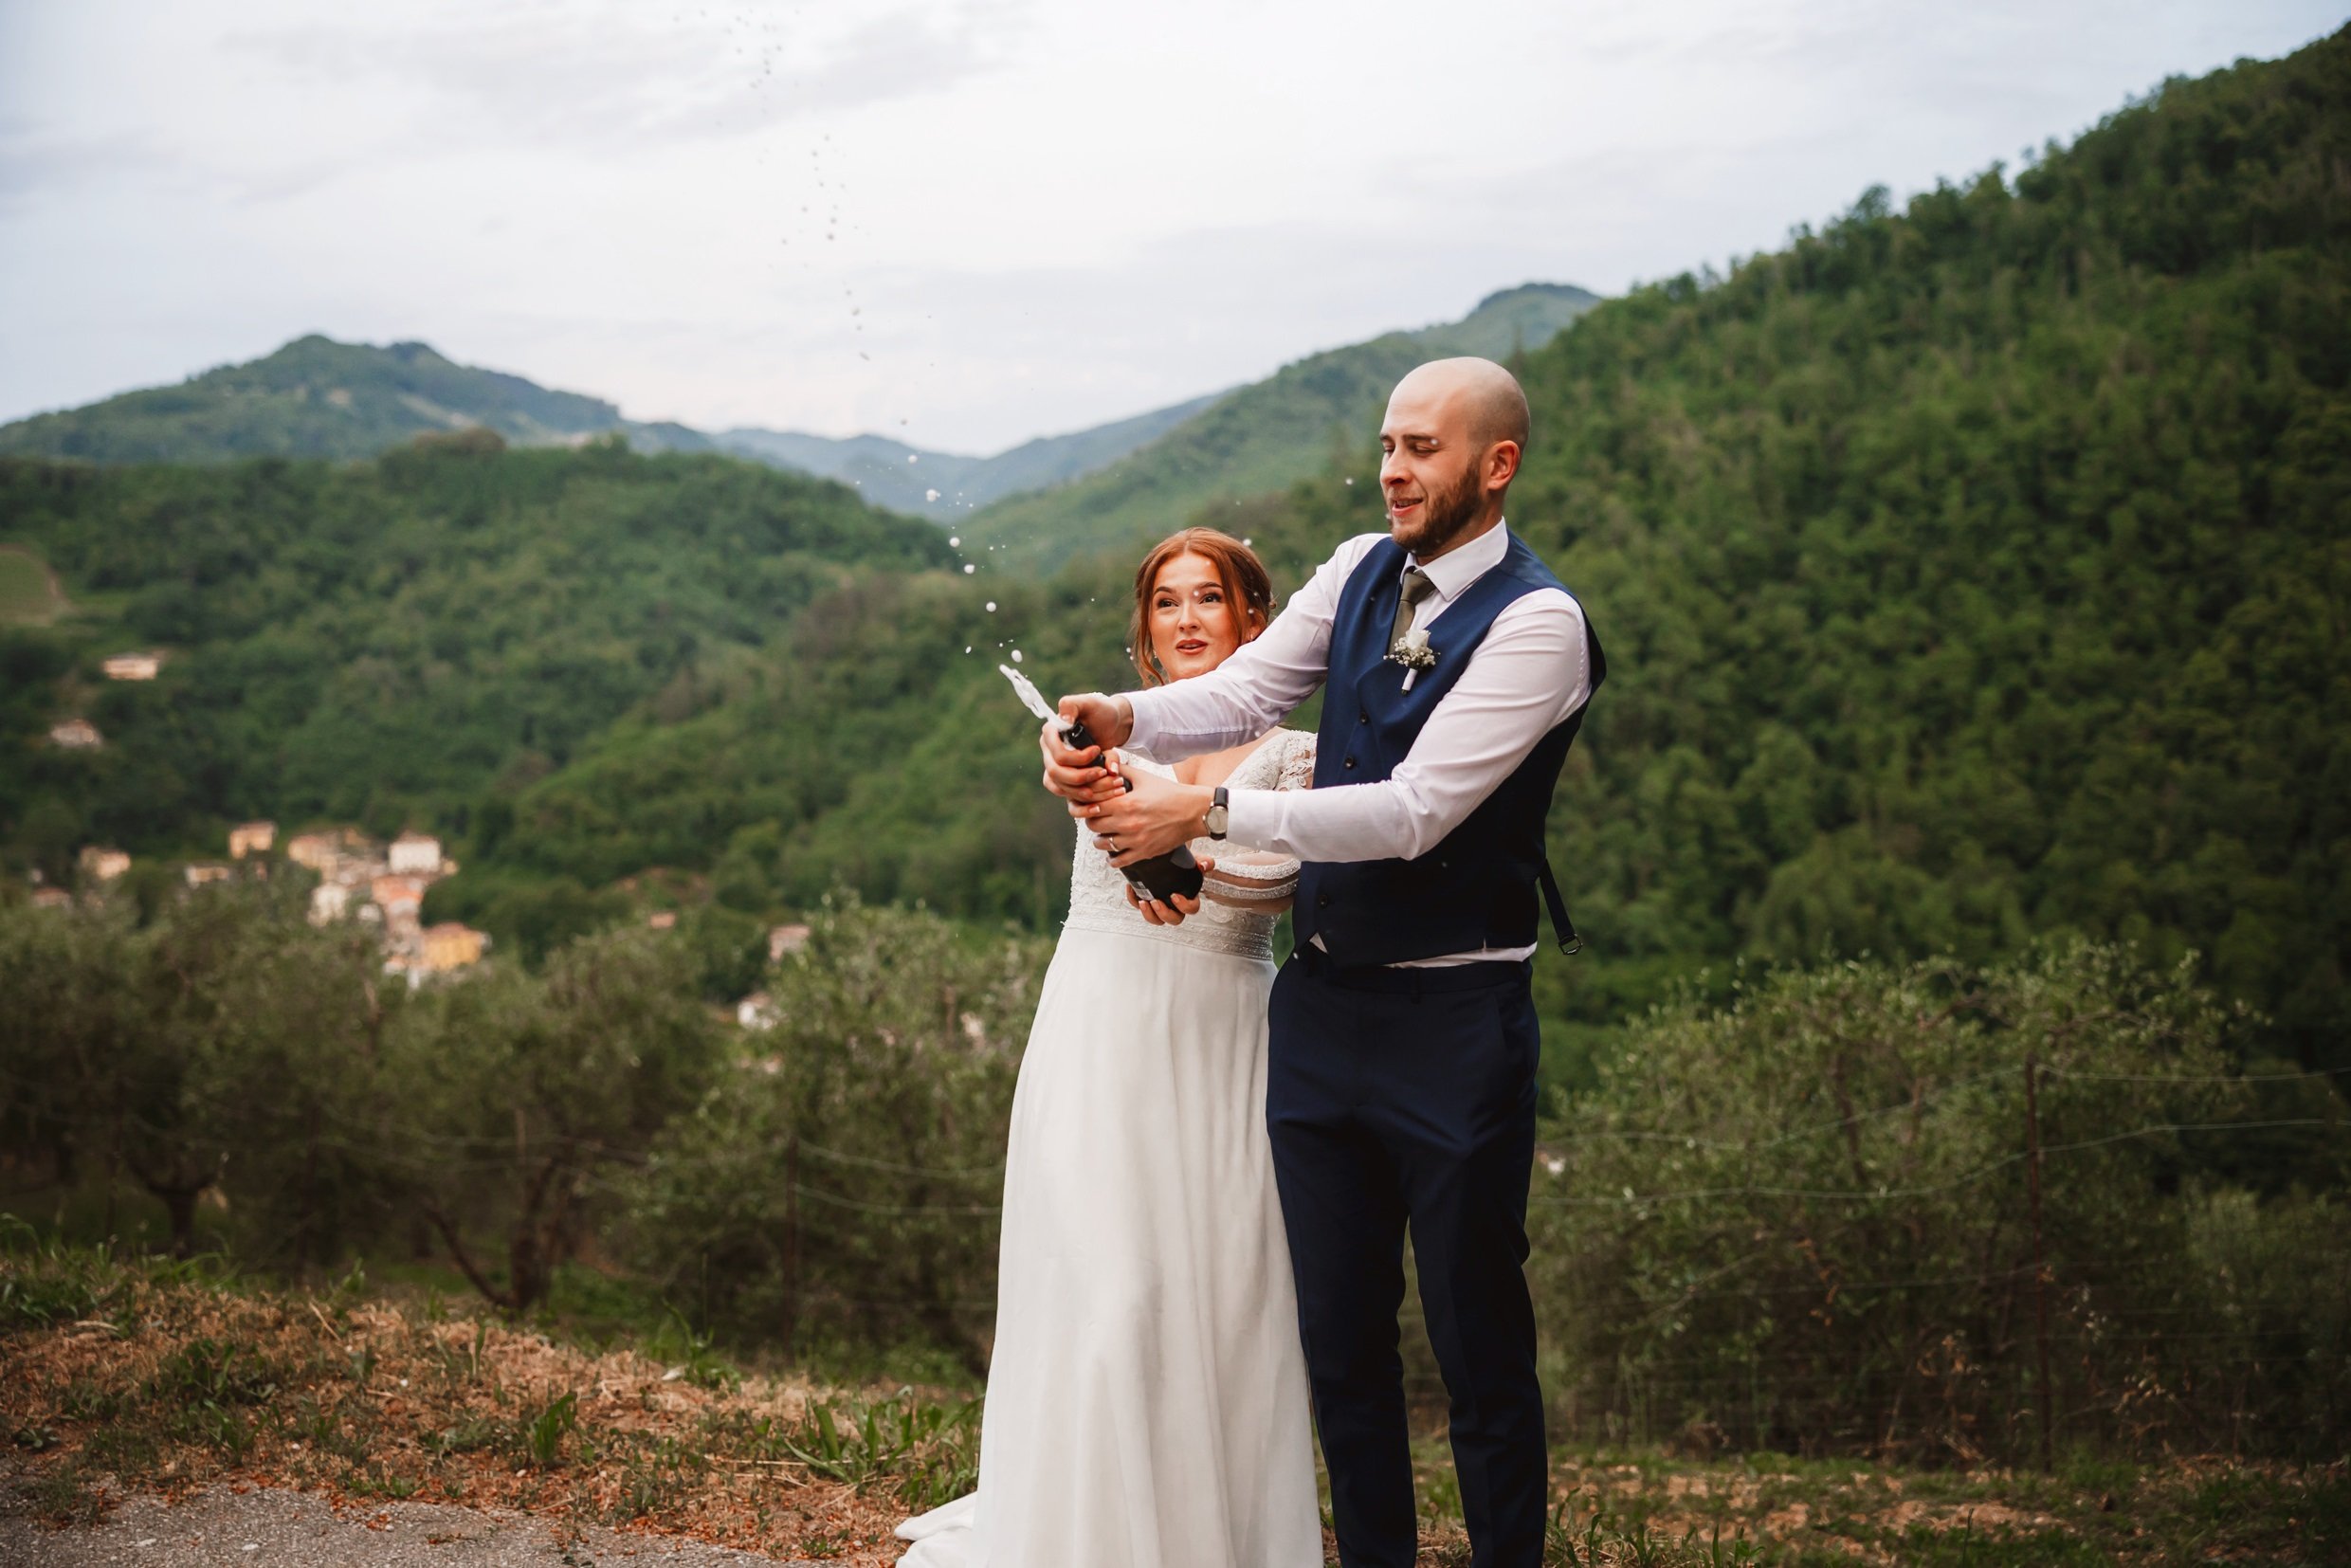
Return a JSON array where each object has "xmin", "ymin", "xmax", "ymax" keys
[{"xmin": 1386, "ymin": 627, "xmax": 1439, "ymax": 671}]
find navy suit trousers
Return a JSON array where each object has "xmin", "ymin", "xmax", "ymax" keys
[{"xmin": 1267, "ymin": 953, "xmax": 1547, "ymax": 1568}]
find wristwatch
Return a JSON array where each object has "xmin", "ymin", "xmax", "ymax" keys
[{"xmin": 1206, "ymin": 785, "xmax": 1230, "ymax": 841}]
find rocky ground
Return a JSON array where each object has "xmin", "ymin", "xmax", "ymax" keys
[{"xmin": 0, "ymin": 1478, "xmax": 806, "ymax": 1568}]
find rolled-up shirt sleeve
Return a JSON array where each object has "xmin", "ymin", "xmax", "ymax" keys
[{"xmin": 1221, "ymin": 591, "xmax": 1590, "ymax": 865}]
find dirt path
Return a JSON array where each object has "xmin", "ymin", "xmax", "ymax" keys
[{"xmin": 0, "ymin": 1482, "xmax": 826, "ymax": 1568}]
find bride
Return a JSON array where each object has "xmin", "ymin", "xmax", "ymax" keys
[{"xmin": 894, "ymin": 528, "xmax": 1323, "ymax": 1568}]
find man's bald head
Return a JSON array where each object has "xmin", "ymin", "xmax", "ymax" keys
[
  {"xmin": 1377, "ymin": 357, "xmax": 1530, "ymax": 558},
  {"xmin": 1392, "ymin": 356, "xmax": 1530, "ymax": 453}
]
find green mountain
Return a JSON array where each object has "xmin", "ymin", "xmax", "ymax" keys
[
  {"xmin": 0, "ymin": 336, "xmax": 720, "ymax": 465},
  {"xmin": 437, "ymin": 31, "xmax": 2348, "ymax": 1071},
  {"xmin": 6, "ymin": 33, "xmax": 2345, "ymax": 1085},
  {"xmin": 957, "ymin": 283, "xmax": 1601, "ymax": 571},
  {"xmin": 0, "ymin": 337, "xmax": 1221, "ymax": 516},
  {"xmin": 0, "ymin": 286, "xmax": 1595, "ymax": 533},
  {"xmin": 0, "ymin": 435, "xmax": 950, "ymax": 889},
  {"xmin": 715, "ymin": 393, "xmax": 1221, "ymax": 516}
]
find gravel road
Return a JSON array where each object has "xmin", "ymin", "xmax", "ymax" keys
[{"xmin": 0, "ymin": 1483, "xmax": 825, "ymax": 1568}]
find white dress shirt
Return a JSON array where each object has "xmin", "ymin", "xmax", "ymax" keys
[{"xmin": 1123, "ymin": 520, "xmax": 1592, "ymax": 967}]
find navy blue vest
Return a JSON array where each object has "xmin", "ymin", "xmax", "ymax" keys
[{"xmin": 1293, "ymin": 532, "xmax": 1605, "ymax": 967}]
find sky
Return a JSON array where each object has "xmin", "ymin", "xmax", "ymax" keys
[{"xmin": 1, "ymin": 0, "xmax": 2341, "ymax": 455}]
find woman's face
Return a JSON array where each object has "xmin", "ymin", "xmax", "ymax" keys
[{"xmin": 1149, "ymin": 551, "xmax": 1256, "ymax": 682}]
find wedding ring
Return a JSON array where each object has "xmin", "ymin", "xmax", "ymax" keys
[{"xmin": 1107, "ymin": 836, "xmax": 1120, "ymax": 853}]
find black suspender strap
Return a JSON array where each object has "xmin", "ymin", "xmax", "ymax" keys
[{"xmin": 1537, "ymin": 856, "xmax": 1582, "ymax": 957}]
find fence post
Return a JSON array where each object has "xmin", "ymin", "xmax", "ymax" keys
[
  {"xmin": 2025, "ymin": 1050, "xmax": 2053, "ymax": 1474},
  {"xmin": 782, "ymin": 1130, "xmax": 802, "ymax": 1359}
]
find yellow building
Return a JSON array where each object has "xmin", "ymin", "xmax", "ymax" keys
[
  {"xmin": 228, "ymin": 821, "xmax": 277, "ymax": 859},
  {"xmin": 78, "ymin": 846, "xmax": 130, "ymax": 882},
  {"xmin": 285, "ymin": 832, "xmax": 339, "ymax": 873},
  {"xmin": 421, "ymin": 922, "xmax": 489, "ymax": 972}
]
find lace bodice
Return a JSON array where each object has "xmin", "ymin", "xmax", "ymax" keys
[{"xmin": 1062, "ymin": 728, "xmax": 1316, "ymax": 960}]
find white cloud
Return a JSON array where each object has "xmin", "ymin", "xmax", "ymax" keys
[{"xmin": 0, "ymin": 0, "xmax": 2341, "ymax": 451}]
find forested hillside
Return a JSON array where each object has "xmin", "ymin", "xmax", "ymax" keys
[
  {"xmin": 5, "ymin": 36, "xmax": 2345, "ymax": 1074},
  {"xmin": 958, "ymin": 283, "xmax": 1600, "ymax": 570},
  {"xmin": 450, "ymin": 32, "xmax": 2349, "ymax": 1069},
  {"xmin": 5, "ymin": 35, "xmax": 2348, "ymax": 1476},
  {"xmin": 0, "ymin": 433, "xmax": 951, "ymax": 880}
]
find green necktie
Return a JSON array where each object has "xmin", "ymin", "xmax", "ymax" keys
[{"xmin": 1389, "ymin": 567, "xmax": 1437, "ymax": 651}]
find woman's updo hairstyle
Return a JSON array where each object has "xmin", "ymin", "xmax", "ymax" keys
[{"xmin": 1129, "ymin": 528, "xmax": 1276, "ymax": 687}]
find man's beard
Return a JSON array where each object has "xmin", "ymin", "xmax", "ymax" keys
[{"xmin": 1392, "ymin": 463, "xmax": 1485, "ymax": 556}]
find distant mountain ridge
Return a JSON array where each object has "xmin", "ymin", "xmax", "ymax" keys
[
  {"xmin": 0, "ymin": 336, "xmax": 661, "ymax": 465},
  {"xmin": 0, "ymin": 282, "xmax": 1601, "ymax": 529},
  {"xmin": 716, "ymin": 392, "xmax": 1222, "ymax": 514},
  {"xmin": 956, "ymin": 281, "xmax": 1602, "ymax": 569},
  {"xmin": 0, "ymin": 335, "xmax": 1217, "ymax": 512}
]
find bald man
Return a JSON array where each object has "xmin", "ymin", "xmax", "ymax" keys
[{"xmin": 1048, "ymin": 357, "xmax": 1605, "ymax": 1568}]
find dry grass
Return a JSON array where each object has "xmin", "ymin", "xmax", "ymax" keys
[
  {"xmin": 0, "ymin": 1249, "xmax": 954, "ymax": 1564},
  {"xmin": 4, "ymin": 1244, "xmax": 2342, "ymax": 1566}
]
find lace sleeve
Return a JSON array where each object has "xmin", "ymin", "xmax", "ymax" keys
[{"xmin": 1275, "ymin": 730, "xmax": 1317, "ymax": 793}]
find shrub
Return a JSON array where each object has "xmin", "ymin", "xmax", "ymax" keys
[{"xmin": 1527, "ymin": 941, "xmax": 2348, "ymax": 1460}]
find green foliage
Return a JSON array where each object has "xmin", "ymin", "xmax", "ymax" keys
[
  {"xmin": 466, "ymin": 564, "xmax": 1131, "ymax": 933},
  {"xmin": 621, "ymin": 896, "xmax": 1047, "ymax": 1365},
  {"xmin": 521, "ymin": 1391, "xmax": 578, "ymax": 1468},
  {"xmin": 378, "ymin": 924, "xmax": 725, "ymax": 1312},
  {"xmin": 0, "ymin": 883, "xmax": 724, "ymax": 1313},
  {"xmin": 1466, "ymin": 38, "xmax": 2351, "ymax": 1068},
  {"xmin": 0, "ymin": 545, "xmax": 65, "ymax": 626},
  {"xmin": 0, "ymin": 439, "xmax": 949, "ymax": 874},
  {"xmin": 1528, "ymin": 941, "xmax": 2349, "ymax": 1461},
  {"xmin": 773, "ymin": 1391, "xmax": 983, "ymax": 1511},
  {"xmin": 427, "ymin": 35, "xmax": 2351, "ymax": 1080},
  {"xmin": 0, "ymin": 880, "xmax": 399, "ymax": 1263}
]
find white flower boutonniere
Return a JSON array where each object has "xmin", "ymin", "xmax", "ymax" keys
[{"xmin": 1386, "ymin": 627, "xmax": 1438, "ymax": 672}]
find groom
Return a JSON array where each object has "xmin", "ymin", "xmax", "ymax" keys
[{"xmin": 1046, "ymin": 356, "xmax": 1602, "ymax": 1568}]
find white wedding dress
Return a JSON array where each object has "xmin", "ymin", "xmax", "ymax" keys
[{"xmin": 895, "ymin": 729, "xmax": 1324, "ymax": 1568}]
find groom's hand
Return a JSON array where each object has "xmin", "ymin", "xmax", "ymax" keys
[
  {"xmin": 1039, "ymin": 693, "xmax": 1132, "ymax": 801},
  {"xmin": 1080, "ymin": 765, "xmax": 1211, "ymax": 866}
]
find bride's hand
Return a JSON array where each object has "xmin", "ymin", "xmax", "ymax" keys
[
  {"xmin": 1124, "ymin": 858, "xmax": 1212, "ymax": 927},
  {"xmin": 1081, "ymin": 762, "xmax": 1212, "ymax": 866}
]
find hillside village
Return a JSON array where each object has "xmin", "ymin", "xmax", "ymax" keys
[
  {"xmin": 40, "ymin": 818, "xmax": 817, "ymax": 1025},
  {"xmin": 31, "ymin": 647, "xmax": 813, "ymax": 1017},
  {"xmin": 39, "ymin": 818, "xmax": 493, "ymax": 986}
]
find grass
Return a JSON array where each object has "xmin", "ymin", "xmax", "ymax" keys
[
  {"xmin": 0, "ymin": 543, "xmax": 66, "ymax": 626},
  {"xmin": 1401, "ymin": 1439, "xmax": 2347, "ymax": 1566},
  {"xmin": 0, "ymin": 1237, "xmax": 944, "ymax": 1563},
  {"xmin": 3, "ymin": 1237, "xmax": 2342, "ymax": 1565}
]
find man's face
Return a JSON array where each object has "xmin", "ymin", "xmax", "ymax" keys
[{"xmin": 1378, "ymin": 382, "xmax": 1486, "ymax": 557}]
